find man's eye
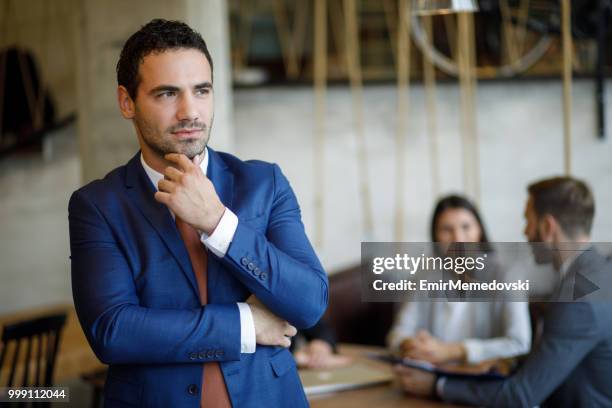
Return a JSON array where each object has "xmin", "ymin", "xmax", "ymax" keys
[
  {"xmin": 195, "ymin": 88, "xmax": 211, "ymax": 96},
  {"xmin": 157, "ymin": 91, "xmax": 176, "ymax": 98}
]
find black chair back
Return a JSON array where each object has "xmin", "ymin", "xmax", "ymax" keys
[
  {"xmin": 325, "ymin": 265, "xmax": 396, "ymax": 346},
  {"xmin": 0, "ymin": 312, "xmax": 67, "ymax": 387}
]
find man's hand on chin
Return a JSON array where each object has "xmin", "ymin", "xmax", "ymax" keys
[
  {"xmin": 394, "ymin": 365, "xmax": 437, "ymax": 398},
  {"xmin": 154, "ymin": 153, "xmax": 225, "ymax": 234}
]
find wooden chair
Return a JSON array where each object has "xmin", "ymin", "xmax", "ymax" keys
[{"xmin": 0, "ymin": 311, "xmax": 68, "ymax": 391}]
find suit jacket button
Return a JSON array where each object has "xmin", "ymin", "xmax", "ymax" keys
[
  {"xmin": 253, "ymin": 267, "xmax": 261, "ymax": 276},
  {"xmin": 189, "ymin": 352, "xmax": 198, "ymax": 360},
  {"xmin": 187, "ymin": 384, "xmax": 199, "ymax": 395},
  {"xmin": 241, "ymin": 257, "xmax": 249, "ymax": 266},
  {"xmin": 259, "ymin": 272, "xmax": 267, "ymax": 280}
]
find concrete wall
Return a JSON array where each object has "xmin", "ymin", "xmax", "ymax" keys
[{"xmin": 234, "ymin": 79, "xmax": 612, "ymax": 272}]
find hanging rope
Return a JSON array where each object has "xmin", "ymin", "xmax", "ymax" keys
[
  {"xmin": 467, "ymin": 12, "xmax": 480, "ymax": 203},
  {"xmin": 313, "ymin": 0, "xmax": 327, "ymax": 247},
  {"xmin": 393, "ymin": 0, "xmax": 411, "ymax": 241},
  {"xmin": 422, "ymin": 15, "xmax": 440, "ymax": 199},
  {"xmin": 561, "ymin": 0, "xmax": 573, "ymax": 175},
  {"xmin": 344, "ymin": 0, "xmax": 374, "ymax": 240},
  {"xmin": 457, "ymin": 12, "xmax": 480, "ymax": 203}
]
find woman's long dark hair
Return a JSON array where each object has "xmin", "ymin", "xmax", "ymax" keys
[{"xmin": 430, "ymin": 195, "xmax": 490, "ymax": 243}]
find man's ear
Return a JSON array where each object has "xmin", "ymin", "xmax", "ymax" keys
[
  {"xmin": 118, "ymin": 86, "xmax": 135, "ymax": 119},
  {"xmin": 540, "ymin": 214, "xmax": 558, "ymax": 242}
]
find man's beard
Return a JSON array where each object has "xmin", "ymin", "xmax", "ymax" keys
[
  {"xmin": 136, "ymin": 115, "xmax": 213, "ymax": 159},
  {"xmin": 528, "ymin": 228, "xmax": 555, "ymax": 265}
]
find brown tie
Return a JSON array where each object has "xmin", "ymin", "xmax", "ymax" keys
[{"xmin": 176, "ymin": 218, "xmax": 232, "ymax": 408}]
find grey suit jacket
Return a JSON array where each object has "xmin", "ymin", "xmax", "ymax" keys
[{"xmin": 442, "ymin": 247, "xmax": 612, "ymax": 408}]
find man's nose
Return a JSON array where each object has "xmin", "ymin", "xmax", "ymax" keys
[{"xmin": 176, "ymin": 93, "xmax": 199, "ymax": 122}]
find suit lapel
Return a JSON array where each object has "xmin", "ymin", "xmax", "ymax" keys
[
  {"xmin": 124, "ymin": 153, "xmax": 200, "ymax": 299},
  {"xmin": 206, "ymin": 148, "xmax": 234, "ymax": 301}
]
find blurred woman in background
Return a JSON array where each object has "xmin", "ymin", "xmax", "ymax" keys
[{"xmin": 387, "ymin": 195, "xmax": 531, "ymax": 365}]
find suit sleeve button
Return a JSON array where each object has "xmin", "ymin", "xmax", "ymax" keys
[
  {"xmin": 259, "ymin": 272, "xmax": 267, "ymax": 280},
  {"xmin": 253, "ymin": 267, "xmax": 261, "ymax": 276},
  {"xmin": 187, "ymin": 384, "xmax": 199, "ymax": 395},
  {"xmin": 189, "ymin": 352, "xmax": 198, "ymax": 360},
  {"xmin": 241, "ymin": 257, "xmax": 249, "ymax": 266}
]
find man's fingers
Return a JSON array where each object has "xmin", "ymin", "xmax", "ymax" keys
[
  {"xmin": 157, "ymin": 179, "xmax": 177, "ymax": 193},
  {"xmin": 281, "ymin": 336, "xmax": 291, "ymax": 348},
  {"xmin": 163, "ymin": 166, "xmax": 183, "ymax": 182},
  {"xmin": 192, "ymin": 154, "xmax": 204, "ymax": 166},
  {"xmin": 154, "ymin": 191, "xmax": 171, "ymax": 205},
  {"xmin": 285, "ymin": 323, "xmax": 297, "ymax": 337},
  {"xmin": 165, "ymin": 153, "xmax": 193, "ymax": 171}
]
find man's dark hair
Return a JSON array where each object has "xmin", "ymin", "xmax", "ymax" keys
[
  {"xmin": 528, "ymin": 176, "xmax": 595, "ymax": 238},
  {"xmin": 116, "ymin": 19, "xmax": 213, "ymax": 99}
]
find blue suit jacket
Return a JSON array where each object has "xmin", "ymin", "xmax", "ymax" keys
[{"xmin": 69, "ymin": 148, "xmax": 328, "ymax": 407}]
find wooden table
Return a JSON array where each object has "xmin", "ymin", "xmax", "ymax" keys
[
  {"xmin": 0, "ymin": 304, "xmax": 104, "ymax": 383},
  {"xmin": 308, "ymin": 344, "xmax": 464, "ymax": 408}
]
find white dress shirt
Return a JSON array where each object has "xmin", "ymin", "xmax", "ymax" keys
[
  {"xmin": 140, "ymin": 148, "xmax": 256, "ymax": 354},
  {"xmin": 387, "ymin": 301, "xmax": 532, "ymax": 364}
]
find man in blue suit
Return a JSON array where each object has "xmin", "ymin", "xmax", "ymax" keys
[{"xmin": 69, "ymin": 19, "xmax": 328, "ymax": 407}]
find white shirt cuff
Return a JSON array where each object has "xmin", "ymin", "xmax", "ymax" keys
[
  {"xmin": 237, "ymin": 302, "xmax": 256, "ymax": 354},
  {"xmin": 200, "ymin": 208, "xmax": 238, "ymax": 258},
  {"xmin": 436, "ymin": 377, "xmax": 446, "ymax": 399}
]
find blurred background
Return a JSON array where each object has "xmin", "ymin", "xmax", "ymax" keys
[
  {"xmin": 1, "ymin": 0, "xmax": 612, "ymax": 307},
  {"xmin": 0, "ymin": 0, "xmax": 611, "ymax": 402}
]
